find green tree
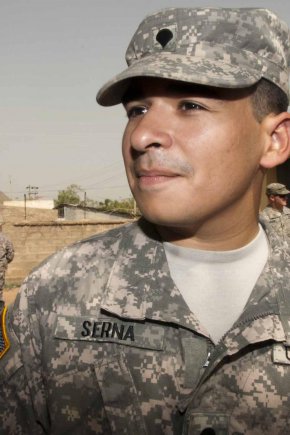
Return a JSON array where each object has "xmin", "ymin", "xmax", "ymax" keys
[
  {"xmin": 54, "ymin": 184, "xmax": 82, "ymax": 207},
  {"xmin": 98, "ymin": 197, "xmax": 139, "ymax": 216}
]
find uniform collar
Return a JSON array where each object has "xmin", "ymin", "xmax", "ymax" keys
[
  {"xmin": 223, "ymin": 221, "xmax": 290, "ymax": 346},
  {"xmin": 264, "ymin": 205, "xmax": 290, "ymax": 216},
  {"xmin": 101, "ymin": 218, "xmax": 207, "ymax": 334},
  {"xmin": 101, "ymin": 219, "xmax": 290, "ymax": 340}
]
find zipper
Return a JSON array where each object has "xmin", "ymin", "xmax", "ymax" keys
[
  {"xmin": 197, "ymin": 309, "xmax": 277, "ymax": 388},
  {"xmin": 219, "ymin": 310, "xmax": 276, "ymax": 344}
]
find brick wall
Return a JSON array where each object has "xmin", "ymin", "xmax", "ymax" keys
[{"xmin": 0, "ymin": 206, "xmax": 131, "ymax": 285}]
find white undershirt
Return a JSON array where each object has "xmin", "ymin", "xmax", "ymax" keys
[{"xmin": 164, "ymin": 226, "xmax": 269, "ymax": 343}]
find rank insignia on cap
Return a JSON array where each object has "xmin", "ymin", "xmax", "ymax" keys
[{"xmin": 0, "ymin": 306, "xmax": 10, "ymax": 359}]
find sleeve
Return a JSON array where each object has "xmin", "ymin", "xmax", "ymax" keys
[
  {"xmin": 0, "ymin": 281, "xmax": 49, "ymax": 434},
  {"xmin": 5, "ymin": 238, "xmax": 14, "ymax": 264}
]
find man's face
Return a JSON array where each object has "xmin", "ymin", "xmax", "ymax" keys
[
  {"xmin": 271, "ymin": 194, "xmax": 288, "ymax": 211},
  {"xmin": 122, "ymin": 78, "xmax": 265, "ymax": 233}
]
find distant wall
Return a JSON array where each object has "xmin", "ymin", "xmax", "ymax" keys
[
  {"xmin": 5, "ymin": 221, "xmax": 129, "ymax": 284},
  {"xmin": 59, "ymin": 207, "xmax": 129, "ymax": 222},
  {"xmin": 4, "ymin": 199, "xmax": 54, "ymax": 209},
  {"xmin": 0, "ymin": 206, "xmax": 131, "ymax": 285}
]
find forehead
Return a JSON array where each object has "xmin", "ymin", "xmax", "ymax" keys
[{"xmin": 122, "ymin": 77, "xmax": 254, "ymax": 103}]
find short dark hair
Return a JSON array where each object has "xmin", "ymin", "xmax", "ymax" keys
[{"xmin": 251, "ymin": 79, "xmax": 289, "ymax": 122}]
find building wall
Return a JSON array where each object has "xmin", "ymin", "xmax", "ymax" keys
[
  {"xmin": 61, "ymin": 207, "xmax": 127, "ymax": 222},
  {"xmin": 5, "ymin": 221, "xmax": 129, "ymax": 284},
  {"xmin": 0, "ymin": 205, "xmax": 131, "ymax": 285},
  {"xmin": 4, "ymin": 199, "xmax": 54, "ymax": 209}
]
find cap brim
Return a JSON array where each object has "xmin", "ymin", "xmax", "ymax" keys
[{"xmin": 97, "ymin": 52, "xmax": 262, "ymax": 106}]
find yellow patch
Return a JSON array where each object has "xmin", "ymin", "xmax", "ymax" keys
[{"xmin": 0, "ymin": 306, "xmax": 10, "ymax": 358}]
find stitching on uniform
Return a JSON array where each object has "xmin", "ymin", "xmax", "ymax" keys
[{"xmin": 0, "ymin": 306, "xmax": 10, "ymax": 359}]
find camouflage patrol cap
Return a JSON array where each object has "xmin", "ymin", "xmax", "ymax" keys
[
  {"xmin": 266, "ymin": 183, "xmax": 290, "ymax": 196},
  {"xmin": 97, "ymin": 7, "xmax": 290, "ymax": 106}
]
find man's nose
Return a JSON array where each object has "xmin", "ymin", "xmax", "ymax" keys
[{"xmin": 129, "ymin": 108, "xmax": 173, "ymax": 152}]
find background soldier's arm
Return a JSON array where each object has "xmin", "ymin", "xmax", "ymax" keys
[
  {"xmin": 5, "ymin": 239, "xmax": 14, "ymax": 264},
  {"xmin": 0, "ymin": 283, "xmax": 49, "ymax": 433}
]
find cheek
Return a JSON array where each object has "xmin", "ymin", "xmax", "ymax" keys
[
  {"xmin": 196, "ymin": 133, "xmax": 259, "ymax": 195},
  {"xmin": 223, "ymin": 125, "xmax": 261, "ymax": 168}
]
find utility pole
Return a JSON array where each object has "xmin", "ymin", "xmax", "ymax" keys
[{"xmin": 8, "ymin": 175, "xmax": 12, "ymax": 199}]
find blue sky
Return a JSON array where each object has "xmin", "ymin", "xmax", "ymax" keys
[{"xmin": 1, "ymin": 0, "xmax": 289, "ymax": 201}]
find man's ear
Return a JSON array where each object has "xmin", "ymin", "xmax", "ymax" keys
[
  {"xmin": 260, "ymin": 112, "xmax": 290, "ymax": 169},
  {"xmin": 268, "ymin": 194, "xmax": 275, "ymax": 204}
]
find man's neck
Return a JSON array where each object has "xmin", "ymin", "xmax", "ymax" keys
[
  {"xmin": 156, "ymin": 222, "xmax": 260, "ymax": 251},
  {"xmin": 270, "ymin": 203, "xmax": 283, "ymax": 213},
  {"xmin": 155, "ymin": 204, "xmax": 260, "ymax": 251},
  {"xmin": 155, "ymin": 181, "xmax": 263, "ymax": 250}
]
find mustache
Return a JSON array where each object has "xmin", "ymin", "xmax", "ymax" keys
[{"xmin": 133, "ymin": 151, "xmax": 192, "ymax": 175}]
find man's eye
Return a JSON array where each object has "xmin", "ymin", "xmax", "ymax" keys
[
  {"xmin": 180, "ymin": 101, "xmax": 204, "ymax": 111},
  {"xmin": 126, "ymin": 106, "xmax": 147, "ymax": 119}
]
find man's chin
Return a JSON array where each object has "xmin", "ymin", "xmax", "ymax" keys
[{"xmin": 140, "ymin": 210, "xmax": 192, "ymax": 229}]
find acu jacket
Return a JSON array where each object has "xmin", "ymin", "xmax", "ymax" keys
[
  {"xmin": 260, "ymin": 205, "xmax": 290, "ymax": 240},
  {"xmin": 0, "ymin": 218, "xmax": 290, "ymax": 435}
]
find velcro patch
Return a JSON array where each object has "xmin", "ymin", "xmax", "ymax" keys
[
  {"xmin": 272, "ymin": 343, "xmax": 290, "ymax": 364},
  {"xmin": 54, "ymin": 315, "xmax": 165, "ymax": 350},
  {"xmin": 0, "ymin": 306, "xmax": 10, "ymax": 359}
]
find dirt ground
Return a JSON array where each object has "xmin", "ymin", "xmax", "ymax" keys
[{"xmin": 3, "ymin": 287, "xmax": 20, "ymax": 306}]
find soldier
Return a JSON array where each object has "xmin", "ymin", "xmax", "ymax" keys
[
  {"xmin": 1, "ymin": 7, "xmax": 290, "ymax": 435},
  {"xmin": 0, "ymin": 225, "xmax": 14, "ymax": 302},
  {"xmin": 260, "ymin": 182, "xmax": 290, "ymax": 239}
]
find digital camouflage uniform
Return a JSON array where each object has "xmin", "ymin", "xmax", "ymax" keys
[
  {"xmin": 1, "ymin": 6, "xmax": 290, "ymax": 435},
  {"xmin": 0, "ymin": 218, "xmax": 290, "ymax": 434},
  {"xmin": 0, "ymin": 232, "xmax": 14, "ymax": 301},
  {"xmin": 260, "ymin": 206, "xmax": 290, "ymax": 240}
]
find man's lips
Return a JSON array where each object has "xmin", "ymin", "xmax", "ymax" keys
[
  {"xmin": 137, "ymin": 169, "xmax": 178, "ymax": 177},
  {"xmin": 135, "ymin": 168, "xmax": 180, "ymax": 186}
]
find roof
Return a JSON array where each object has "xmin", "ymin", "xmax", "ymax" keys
[{"xmin": 55, "ymin": 203, "xmax": 136, "ymax": 219}]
